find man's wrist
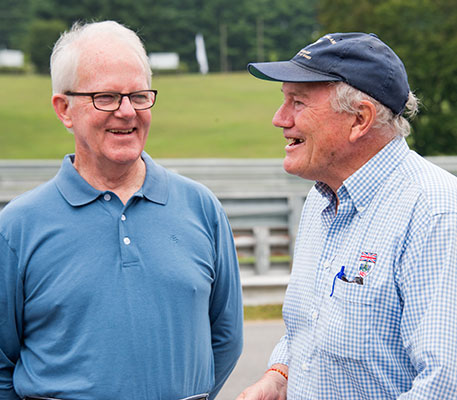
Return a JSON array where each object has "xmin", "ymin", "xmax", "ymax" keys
[
  {"xmin": 265, "ymin": 363, "xmax": 289, "ymax": 381},
  {"xmin": 266, "ymin": 367, "xmax": 288, "ymax": 380}
]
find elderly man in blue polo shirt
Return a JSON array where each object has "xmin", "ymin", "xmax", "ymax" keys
[
  {"xmin": 237, "ymin": 33, "xmax": 457, "ymax": 399},
  {"xmin": 0, "ymin": 21, "xmax": 243, "ymax": 400}
]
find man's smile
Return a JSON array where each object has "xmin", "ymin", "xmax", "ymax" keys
[
  {"xmin": 107, "ymin": 128, "xmax": 136, "ymax": 134},
  {"xmin": 285, "ymin": 137, "xmax": 305, "ymax": 147}
]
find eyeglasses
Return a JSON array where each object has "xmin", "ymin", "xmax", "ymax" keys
[{"xmin": 64, "ymin": 90, "xmax": 158, "ymax": 112}]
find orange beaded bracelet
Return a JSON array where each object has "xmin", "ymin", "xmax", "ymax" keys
[{"xmin": 266, "ymin": 367, "xmax": 288, "ymax": 380}]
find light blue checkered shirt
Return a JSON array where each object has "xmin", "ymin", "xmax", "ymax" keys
[{"xmin": 270, "ymin": 138, "xmax": 457, "ymax": 399}]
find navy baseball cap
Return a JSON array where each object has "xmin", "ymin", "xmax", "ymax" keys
[{"xmin": 247, "ymin": 32, "xmax": 410, "ymax": 115}]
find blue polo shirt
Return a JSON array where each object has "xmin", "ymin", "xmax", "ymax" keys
[{"xmin": 0, "ymin": 153, "xmax": 243, "ymax": 400}]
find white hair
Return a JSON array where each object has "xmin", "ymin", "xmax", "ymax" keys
[
  {"xmin": 329, "ymin": 82, "xmax": 419, "ymax": 138},
  {"xmin": 50, "ymin": 20, "xmax": 151, "ymax": 94}
]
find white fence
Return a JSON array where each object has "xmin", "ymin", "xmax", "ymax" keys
[{"xmin": 1, "ymin": 157, "xmax": 457, "ymax": 304}]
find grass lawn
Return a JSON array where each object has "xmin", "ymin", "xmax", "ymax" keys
[
  {"xmin": 244, "ymin": 304, "xmax": 283, "ymax": 320},
  {"xmin": 0, "ymin": 72, "xmax": 285, "ymax": 159}
]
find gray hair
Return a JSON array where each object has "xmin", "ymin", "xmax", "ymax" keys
[
  {"xmin": 50, "ymin": 20, "xmax": 151, "ymax": 95},
  {"xmin": 329, "ymin": 82, "xmax": 419, "ymax": 138}
]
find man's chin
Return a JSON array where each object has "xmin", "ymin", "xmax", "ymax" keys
[{"xmin": 282, "ymin": 158, "xmax": 300, "ymax": 177}]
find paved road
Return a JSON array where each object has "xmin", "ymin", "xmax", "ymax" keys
[{"xmin": 217, "ymin": 320, "xmax": 285, "ymax": 400}]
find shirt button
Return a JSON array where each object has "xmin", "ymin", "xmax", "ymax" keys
[
  {"xmin": 311, "ymin": 310, "xmax": 319, "ymax": 321},
  {"xmin": 301, "ymin": 361, "xmax": 310, "ymax": 372},
  {"xmin": 104, "ymin": 193, "xmax": 111, "ymax": 201},
  {"xmin": 123, "ymin": 237, "xmax": 131, "ymax": 245},
  {"xmin": 323, "ymin": 260, "xmax": 331, "ymax": 271},
  {"xmin": 121, "ymin": 214, "xmax": 126, "ymax": 221},
  {"xmin": 359, "ymin": 206, "xmax": 366, "ymax": 213}
]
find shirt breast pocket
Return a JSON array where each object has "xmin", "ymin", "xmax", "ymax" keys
[{"xmin": 318, "ymin": 278, "xmax": 373, "ymax": 361}]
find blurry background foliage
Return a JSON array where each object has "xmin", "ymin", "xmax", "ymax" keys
[{"xmin": 1, "ymin": 0, "xmax": 457, "ymax": 156}]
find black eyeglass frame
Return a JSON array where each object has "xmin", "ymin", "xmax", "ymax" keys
[{"xmin": 64, "ymin": 90, "xmax": 158, "ymax": 112}]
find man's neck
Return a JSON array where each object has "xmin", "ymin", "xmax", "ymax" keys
[{"xmin": 73, "ymin": 156, "xmax": 146, "ymax": 205}]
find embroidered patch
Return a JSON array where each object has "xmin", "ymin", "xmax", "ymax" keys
[{"xmin": 358, "ymin": 252, "xmax": 377, "ymax": 278}]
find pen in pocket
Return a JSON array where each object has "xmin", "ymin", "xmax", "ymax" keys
[{"xmin": 330, "ymin": 266, "xmax": 364, "ymax": 297}]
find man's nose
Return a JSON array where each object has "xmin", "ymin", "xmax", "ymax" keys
[
  {"xmin": 272, "ymin": 103, "xmax": 293, "ymax": 128},
  {"xmin": 116, "ymin": 95, "xmax": 137, "ymax": 117}
]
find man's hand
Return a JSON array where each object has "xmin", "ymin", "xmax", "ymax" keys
[{"xmin": 235, "ymin": 364, "xmax": 288, "ymax": 400}]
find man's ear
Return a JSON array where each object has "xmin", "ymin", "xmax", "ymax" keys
[
  {"xmin": 52, "ymin": 94, "xmax": 73, "ymax": 129},
  {"xmin": 349, "ymin": 100, "xmax": 376, "ymax": 143}
]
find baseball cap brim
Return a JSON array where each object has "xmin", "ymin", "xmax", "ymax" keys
[{"xmin": 247, "ymin": 60, "xmax": 342, "ymax": 83}]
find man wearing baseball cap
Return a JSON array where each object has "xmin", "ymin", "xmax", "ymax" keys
[{"xmin": 237, "ymin": 33, "xmax": 457, "ymax": 399}]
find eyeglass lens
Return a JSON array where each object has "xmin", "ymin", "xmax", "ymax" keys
[{"xmin": 93, "ymin": 91, "xmax": 156, "ymax": 111}]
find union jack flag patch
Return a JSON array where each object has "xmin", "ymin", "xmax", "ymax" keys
[{"xmin": 358, "ymin": 252, "xmax": 377, "ymax": 278}]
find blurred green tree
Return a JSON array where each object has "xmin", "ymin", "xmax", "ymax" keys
[
  {"xmin": 317, "ymin": 0, "xmax": 457, "ymax": 155},
  {"xmin": 11, "ymin": 0, "xmax": 318, "ymax": 73},
  {"xmin": 27, "ymin": 19, "xmax": 67, "ymax": 74},
  {"xmin": 0, "ymin": 0, "xmax": 32, "ymax": 49}
]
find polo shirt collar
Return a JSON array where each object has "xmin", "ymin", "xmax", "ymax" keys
[
  {"xmin": 139, "ymin": 152, "xmax": 169, "ymax": 205},
  {"xmin": 55, "ymin": 152, "xmax": 169, "ymax": 206}
]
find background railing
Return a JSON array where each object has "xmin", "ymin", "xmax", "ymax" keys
[{"xmin": 1, "ymin": 156, "xmax": 457, "ymax": 304}]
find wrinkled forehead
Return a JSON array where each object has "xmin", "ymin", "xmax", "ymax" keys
[
  {"xmin": 281, "ymin": 81, "xmax": 335, "ymax": 98},
  {"xmin": 77, "ymin": 37, "xmax": 139, "ymax": 69},
  {"xmin": 75, "ymin": 36, "xmax": 150, "ymax": 87}
]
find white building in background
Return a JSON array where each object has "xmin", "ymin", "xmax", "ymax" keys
[
  {"xmin": 148, "ymin": 52, "xmax": 180, "ymax": 70},
  {"xmin": 0, "ymin": 49, "xmax": 24, "ymax": 67}
]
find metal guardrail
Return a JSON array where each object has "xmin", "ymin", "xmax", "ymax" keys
[
  {"xmin": 0, "ymin": 158, "xmax": 313, "ymax": 201},
  {"xmin": 1, "ymin": 157, "xmax": 457, "ymax": 305}
]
